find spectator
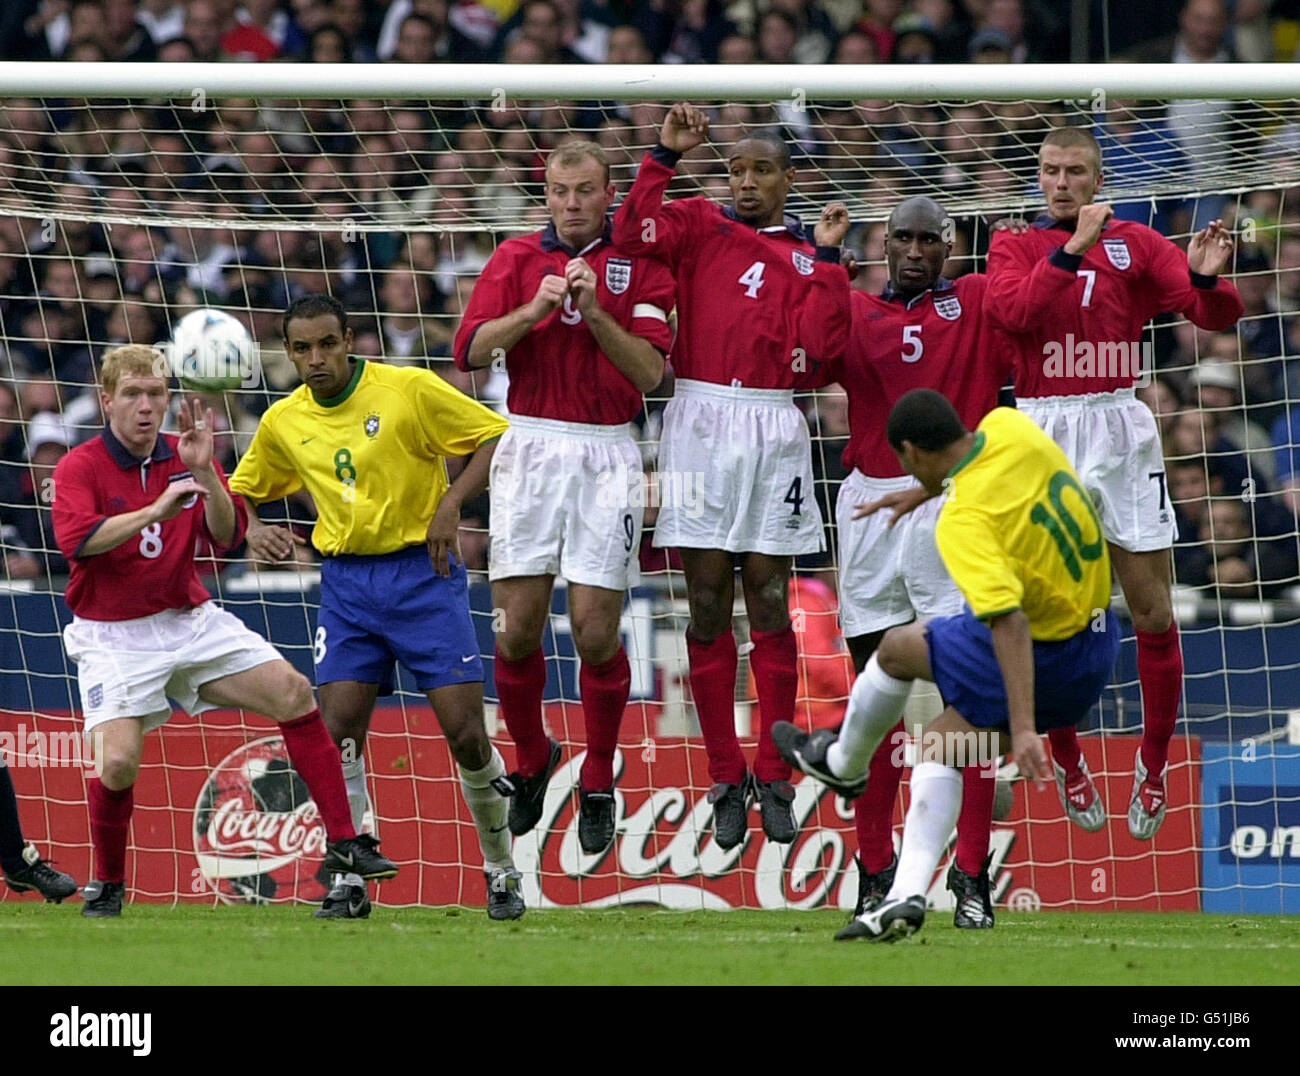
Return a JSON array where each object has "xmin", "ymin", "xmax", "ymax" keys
[
  {"xmin": 155, "ymin": 34, "xmax": 196, "ymax": 62},
  {"xmin": 605, "ymin": 23, "xmax": 651, "ymax": 64},
  {"xmin": 890, "ymin": 14, "xmax": 937, "ymax": 63},
  {"xmin": 137, "ymin": 0, "xmax": 184, "ymax": 45},
  {"xmin": 968, "ymin": 27, "xmax": 1013, "ymax": 62},
  {"xmin": 769, "ymin": 0, "xmax": 838, "ymax": 65},
  {"xmin": 14, "ymin": 410, "xmax": 73, "ymax": 577},
  {"xmin": 378, "ymin": 0, "xmax": 487, "ymax": 62},
  {"xmin": 1177, "ymin": 496, "xmax": 1298, "ymax": 598},
  {"xmin": 716, "ymin": 31, "xmax": 757, "ymax": 63},
  {"xmin": 377, "ymin": 265, "xmax": 451, "ymax": 363},
  {"xmin": 1274, "ymin": 231, "xmax": 1300, "ymax": 314},
  {"xmin": 184, "ymin": 0, "xmax": 227, "ymax": 62},
  {"xmin": 327, "ymin": 0, "xmax": 376, "ymax": 62},
  {"xmin": 912, "ymin": 0, "xmax": 969, "ymax": 62},
  {"xmin": 1188, "ymin": 358, "xmax": 1276, "ymax": 483},
  {"xmin": 221, "ymin": 0, "xmax": 286, "ymax": 62},
  {"xmin": 980, "ymin": 0, "xmax": 1031, "ymax": 62},
  {"xmin": 648, "ymin": 0, "xmax": 736, "ymax": 64},
  {"xmin": 831, "ymin": 29, "xmax": 879, "ymax": 63},
  {"xmin": 0, "ymin": 381, "xmax": 26, "ymax": 517},
  {"xmin": 855, "ymin": 0, "xmax": 901, "ymax": 61},
  {"xmin": 756, "ymin": 9, "xmax": 798, "ymax": 63},
  {"xmin": 103, "ymin": 0, "xmax": 156, "ymax": 61}
]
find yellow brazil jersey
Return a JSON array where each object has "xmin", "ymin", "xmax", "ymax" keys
[
  {"xmin": 934, "ymin": 407, "xmax": 1111, "ymax": 641},
  {"xmin": 229, "ymin": 359, "xmax": 508, "ymax": 556}
]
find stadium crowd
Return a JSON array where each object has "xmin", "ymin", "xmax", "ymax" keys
[{"xmin": 0, "ymin": 0, "xmax": 1298, "ymax": 608}]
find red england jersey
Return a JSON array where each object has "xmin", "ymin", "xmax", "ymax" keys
[
  {"xmin": 52, "ymin": 429, "xmax": 247, "ymax": 621},
  {"xmin": 611, "ymin": 147, "xmax": 851, "ymax": 389},
  {"xmin": 453, "ymin": 221, "xmax": 675, "ymax": 424},
  {"xmin": 986, "ymin": 215, "xmax": 1244, "ymax": 397},
  {"xmin": 827, "ymin": 275, "xmax": 1013, "ymax": 478}
]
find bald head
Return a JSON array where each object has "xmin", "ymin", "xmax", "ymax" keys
[{"xmin": 886, "ymin": 197, "xmax": 952, "ymax": 296}]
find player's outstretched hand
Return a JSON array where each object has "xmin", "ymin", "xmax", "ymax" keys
[
  {"xmin": 245, "ymin": 522, "xmax": 306, "ymax": 563},
  {"xmin": 1188, "ymin": 218, "xmax": 1234, "ymax": 277},
  {"xmin": 1011, "ymin": 729, "xmax": 1051, "ymax": 790},
  {"xmin": 853, "ymin": 485, "xmax": 933, "ymax": 526},
  {"xmin": 149, "ymin": 477, "xmax": 207, "ymax": 523},
  {"xmin": 660, "ymin": 103, "xmax": 708, "ymax": 154},
  {"xmin": 815, "ymin": 202, "xmax": 851, "ymax": 248},
  {"xmin": 565, "ymin": 257, "xmax": 599, "ymax": 314},
  {"xmin": 1063, "ymin": 202, "xmax": 1113, "ymax": 255},
  {"xmin": 426, "ymin": 503, "xmax": 461, "ymax": 578},
  {"xmin": 528, "ymin": 274, "xmax": 569, "ymax": 322},
  {"xmin": 177, "ymin": 397, "xmax": 215, "ymax": 473}
]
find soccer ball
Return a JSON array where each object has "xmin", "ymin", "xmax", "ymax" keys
[{"xmin": 168, "ymin": 308, "xmax": 258, "ymax": 392}]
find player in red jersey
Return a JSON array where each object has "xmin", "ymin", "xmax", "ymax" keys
[
  {"xmin": 454, "ymin": 140, "xmax": 675, "ymax": 854},
  {"xmin": 828, "ymin": 195, "xmax": 1014, "ymax": 928},
  {"xmin": 51, "ymin": 345, "xmax": 395, "ymax": 917},
  {"xmin": 985, "ymin": 127, "xmax": 1242, "ymax": 838},
  {"xmin": 612, "ymin": 103, "xmax": 852, "ymax": 849}
]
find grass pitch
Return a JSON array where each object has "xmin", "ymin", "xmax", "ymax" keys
[{"xmin": 0, "ymin": 904, "xmax": 1297, "ymax": 986}]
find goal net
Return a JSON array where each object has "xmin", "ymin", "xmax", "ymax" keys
[{"xmin": 1, "ymin": 63, "xmax": 1297, "ymax": 914}]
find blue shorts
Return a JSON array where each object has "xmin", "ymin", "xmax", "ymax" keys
[
  {"xmin": 316, "ymin": 545, "xmax": 484, "ymax": 693},
  {"xmin": 925, "ymin": 608, "xmax": 1121, "ymax": 731}
]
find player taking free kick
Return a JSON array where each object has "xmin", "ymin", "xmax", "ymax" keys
[
  {"xmin": 51, "ymin": 344, "xmax": 394, "ymax": 919},
  {"xmin": 775, "ymin": 390, "xmax": 1121, "ymax": 942}
]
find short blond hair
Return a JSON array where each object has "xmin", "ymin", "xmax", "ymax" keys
[
  {"xmin": 100, "ymin": 344, "xmax": 167, "ymax": 396},
  {"xmin": 546, "ymin": 139, "xmax": 610, "ymax": 185},
  {"xmin": 1040, "ymin": 126, "xmax": 1102, "ymax": 175}
]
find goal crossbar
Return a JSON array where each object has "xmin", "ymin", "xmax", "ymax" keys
[{"xmin": 1, "ymin": 62, "xmax": 1298, "ymax": 103}]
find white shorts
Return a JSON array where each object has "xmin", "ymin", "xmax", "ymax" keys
[
  {"xmin": 1019, "ymin": 389, "xmax": 1176, "ymax": 553},
  {"xmin": 835, "ymin": 470, "xmax": 964, "ymax": 638},
  {"xmin": 488, "ymin": 415, "xmax": 643, "ymax": 591},
  {"xmin": 63, "ymin": 603, "xmax": 284, "ymax": 735},
  {"xmin": 652, "ymin": 379, "xmax": 825, "ymax": 556}
]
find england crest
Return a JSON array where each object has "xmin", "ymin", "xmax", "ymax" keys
[
  {"xmin": 364, "ymin": 412, "xmax": 380, "ymax": 438},
  {"xmin": 791, "ymin": 250, "xmax": 815, "ymax": 276},
  {"xmin": 605, "ymin": 257, "xmax": 632, "ymax": 295},
  {"xmin": 1102, "ymin": 237, "xmax": 1131, "ymax": 270},
  {"xmin": 933, "ymin": 295, "xmax": 962, "ymax": 321}
]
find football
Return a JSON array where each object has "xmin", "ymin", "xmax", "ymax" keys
[{"xmin": 168, "ymin": 308, "xmax": 258, "ymax": 392}]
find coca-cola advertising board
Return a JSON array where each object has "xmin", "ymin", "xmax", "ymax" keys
[{"xmin": 2, "ymin": 703, "xmax": 1200, "ymax": 910}]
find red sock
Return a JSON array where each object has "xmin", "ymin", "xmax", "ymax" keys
[
  {"xmin": 750, "ymin": 625, "xmax": 798, "ymax": 783},
  {"xmin": 1047, "ymin": 726, "xmax": 1083, "ymax": 778},
  {"xmin": 88, "ymin": 780, "xmax": 133, "ymax": 884},
  {"xmin": 955, "ymin": 764, "xmax": 997, "ymax": 875},
  {"xmin": 853, "ymin": 721, "xmax": 906, "ymax": 873},
  {"xmin": 494, "ymin": 645, "xmax": 551, "ymax": 777},
  {"xmin": 280, "ymin": 710, "xmax": 355, "ymax": 842},
  {"xmin": 1137, "ymin": 622, "xmax": 1182, "ymax": 779},
  {"xmin": 579, "ymin": 647, "xmax": 630, "ymax": 791},
  {"xmin": 687, "ymin": 630, "xmax": 745, "ymax": 785}
]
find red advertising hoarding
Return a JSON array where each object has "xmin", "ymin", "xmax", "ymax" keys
[{"xmin": 1, "ymin": 704, "xmax": 1200, "ymax": 911}]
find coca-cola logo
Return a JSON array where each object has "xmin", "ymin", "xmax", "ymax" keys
[
  {"xmin": 511, "ymin": 750, "xmax": 1020, "ymax": 911},
  {"xmin": 192, "ymin": 735, "xmax": 353, "ymax": 905}
]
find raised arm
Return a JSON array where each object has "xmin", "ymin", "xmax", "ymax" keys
[
  {"xmin": 610, "ymin": 102, "xmax": 708, "ymax": 264},
  {"xmin": 1149, "ymin": 219, "xmax": 1244, "ymax": 331},
  {"xmin": 797, "ymin": 201, "xmax": 852, "ymax": 363}
]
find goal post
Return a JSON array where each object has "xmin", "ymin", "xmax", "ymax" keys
[{"xmin": 0, "ymin": 64, "xmax": 1297, "ymax": 913}]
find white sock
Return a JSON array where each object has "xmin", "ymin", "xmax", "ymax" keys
[
  {"xmin": 459, "ymin": 746, "xmax": 513, "ymax": 873},
  {"xmin": 331, "ymin": 871, "xmax": 365, "ymax": 888},
  {"xmin": 342, "ymin": 756, "xmax": 368, "ymax": 835},
  {"xmin": 828, "ymin": 655, "xmax": 913, "ymax": 779},
  {"xmin": 887, "ymin": 762, "xmax": 963, "ymax": 901}
]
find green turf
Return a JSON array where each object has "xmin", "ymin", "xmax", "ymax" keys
[{"xmin": 1, "ymin": 904, "xmax": 1297, "ymax": 985}]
